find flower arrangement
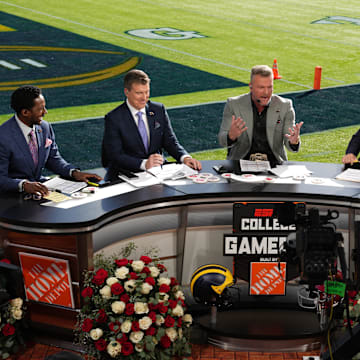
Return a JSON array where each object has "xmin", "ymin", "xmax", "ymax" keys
[
  {"xmin": 75, "ymin": 252, "xmax": 192, "ymax": 359},
  {"xmin": 0, "ymin": 297, "xmax": 25, "ymax": 359}
]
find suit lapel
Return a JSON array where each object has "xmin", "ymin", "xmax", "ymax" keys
[
  {"xmin": 146, "ymin": 104, "xmax": 156, "ymax": 152},
  {"xmin": 35, "ymin": 125, "xmax": 44, "ymax": 176},
  {"xmin": 239, "ymin": 94, "xmax": 253, "ymax": 144}
]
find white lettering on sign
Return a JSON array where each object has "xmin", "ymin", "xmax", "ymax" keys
[
  {"xmin": 126, "ymin": 27, "xmax": 205, "ymax": 40},
  {"xmin": 240, "ymin": 218, "xmax": 296, "ymax": 231}
]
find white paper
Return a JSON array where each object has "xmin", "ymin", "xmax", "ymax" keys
[
  {"xmin": 118, "ymin": 172, "xmax": 161, "ymax": 188},
  {"xmin": 335, "ymin": 168, "xmax": 360, "ymax": 183},
  {"xmin": 43, "ymin": 176, "xmax": 88, "ymax": 194},
  {"xmin": 240, "ymin": 159, "xmax": 271, "ymax": 172},
  {"xmin": 270, "ymin": 165, "xmax": 312, "ymax": 178},
  {"xmin": 147, "ymin": 163, "xmax": 197, "ymax": 181}
]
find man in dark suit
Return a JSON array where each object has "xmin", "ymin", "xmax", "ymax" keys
[
  {"xmin": 342, "ymin": 129, "xmax": 360, "ymax": 164},
  {"xmin": 0, "ymin": 85, "xmax": 101, "ymax": 195},
  {"xmin": 102, "ymin": 69, "xmax": 201, "ymax": 181}
]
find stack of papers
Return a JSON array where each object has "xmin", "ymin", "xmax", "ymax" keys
[
  {"xmin": 147, "ymin": 163, "xmax": 197, "ymax": 181},
  {"xmin": 335, "ymin": 168, "xmax": 360, "ymax": 183},
  {"xmin": 270, "ymin": 165, "xmax": 312, "ymax": 178},
  {"xmin": 43, "ymin": 177, "xmax": 88, "ymax": 194},
  {"xmin": 240, "ymin": 159, "xmax": 271, "ymax": 172}
]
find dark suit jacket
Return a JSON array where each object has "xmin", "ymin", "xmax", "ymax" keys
[
  {"xmin": 102, "ymin": 101, "xmax": 188, "ymax": 181},
  {"xmin": 0, "ymin": 116, "xmax": 74, "ymax": 192},
  {"xmin": 346, "ymin": 129, "xmax": 360, "ymax": 156}
]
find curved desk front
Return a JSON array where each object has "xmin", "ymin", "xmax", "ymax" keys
[{"xmin": 0, "ymin": 161, "xmax": 359, "ymax": 338}]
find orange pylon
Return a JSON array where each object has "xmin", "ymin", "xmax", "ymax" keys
[{"xmin": 272, "ymin": 59, "xmax": 282, "ymax": 79}]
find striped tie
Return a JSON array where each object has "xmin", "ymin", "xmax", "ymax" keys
[{"xmin": 29, "ymin": 129, "xmax": 38, "ymax": 166}]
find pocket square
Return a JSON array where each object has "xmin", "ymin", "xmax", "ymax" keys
[
  {"xmin": 154, "ymin": 121, "xmax": 161, "ymax": 129},
  {"xmin": 45, "ymin": 138, "xmax": 53, "ymax": 148}
]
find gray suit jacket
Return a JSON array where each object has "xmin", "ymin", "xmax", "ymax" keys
[{"xmin": 218, "ymin": 93, "xmax": 299, "ymax": 163}]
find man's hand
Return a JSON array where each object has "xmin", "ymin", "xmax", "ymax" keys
[
  {"xmin": 145, "ymin": 154, "xmax": 164, "ymax": 169},
  {"xmin": 72, "ymin": 170, "xmax": 102, "ymax": 182},
  {"xmin": 285, "ymin": 122, "xmax": 304, "ymax": 145},
  {"xmin": 342, "ymin": 153, "xmax": 358, "ymax": 165},
  {"xmin": 228, "ymin": 115, "xmax": 248, "ymax": 141},
  {"xmin": 23, "ymin": 181, "xmax": 49, "ymax": 196},
  {"xmin": 184, "ymin": 157, "xmax": 202, "ymax": 170}
]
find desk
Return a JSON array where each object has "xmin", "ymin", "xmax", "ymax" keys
[{"xmin": 0, "ymin": 161, "xmax": 359, "ymax": 340}]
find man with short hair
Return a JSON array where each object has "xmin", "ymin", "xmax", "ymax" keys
[
  {"xmin": 102, "ymin": 69, "xmax": 201, "ymax": 181},
  {"xmin": 218, "ymin": 65, "xmax": 303, "ymax": 165},
  {"xmin": 0, "ymin": 85, "xmax": 101, "ymax": 195}
]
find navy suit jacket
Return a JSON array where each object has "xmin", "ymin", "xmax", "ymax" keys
[
  {"xmin": 346, "ymin": 129, "xmax": 360, "ymax": 157},
  {"xmin": 0, "ymin": 116, "xmax": 74, "ymax": 192},
  {"xmin": 102, "ymin": 101, "xmax": 188, "ymax": 180}
]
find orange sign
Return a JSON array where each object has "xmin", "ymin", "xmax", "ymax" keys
[
  {"xmin": 19, "ymin": 252, "xmax": 74, "ymax": 308},
  {"xmin": 249, "ymin": 262, "xmax": 286, "ymax": 295}
]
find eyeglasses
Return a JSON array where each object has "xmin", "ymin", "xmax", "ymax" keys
[{"xmin": 23, "ymin": 193, "xmax": 42, "ymax": 201}]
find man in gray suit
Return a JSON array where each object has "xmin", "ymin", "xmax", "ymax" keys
[{"xmin": 218, "ymin": 65, "xmax": 303, "ymax": 166}]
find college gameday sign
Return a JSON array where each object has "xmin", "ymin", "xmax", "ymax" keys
[
  {"xmin": 19, "ymin": 252, "xmax": 74, "ymax": 308},
  {"xmin": 223, "ymin": 202, "xmax": 300, "ymax": 294}
]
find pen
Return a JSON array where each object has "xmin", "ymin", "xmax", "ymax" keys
[
  {"xmin": 49, "ymin": 188, "xmax": 62, "ymax": 193},
  {"xmin": 87, "ymin": 181, "xmax": 99, "ymax": 187}
]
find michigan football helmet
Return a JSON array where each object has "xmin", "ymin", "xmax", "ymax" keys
[{"xmin": 190, "ymin": 264, "xmax": 234, "ymax": 305}]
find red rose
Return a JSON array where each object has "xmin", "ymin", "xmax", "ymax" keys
[
  {"xmin": 81, "ymin": 318, "xmax": 93, "ymax": 332},
  {"xmin": 2, "ymin": 323, "xmax": 15, "ymax": 336},
  {"xmin": 0, "ymin": 259, "xmax": 11, "ymax": 264},
  {"xmin": 111, "ymin": 283, "xmax": 124, "ymax": 295},
  {"xmin": 129, "ymin": 272, "xmax": 139, "ymax": 280},
  {"xmin": 125, "ymin": 303, "xmax": 134, "ymax": 315},
  {"xmin": 148, "ymin": 303, "xmax": 158, "ymax": 311},
  {"xmin": 145, "ymin": 277, "xmax": 155, "ymax": 286},
  {"xmin": 164, "ymin": 315, "xmax": 175, "ymax": 327},
  {"xmin": 109, "ymin": 321, "xmax": 121, "ymax": 333},
  {"xmin": 92, "ymin": 268, "xmax": 108, "ymax": 285},
  {"xmin": 146, "ymin": 327, "xmax": 156, "ymax": 336},
  {"xmin": 94, "ymin": 338, "xmax": 107, "ymax": 351},
  {"xmin": 148, "ymin": 311, "xmax": 156, "ymax": 322},
  {"xmin": 81, "ymin": 287, "xmax": 94, "ymax": 298},
  {"xmin": 118, "ymin": 333, "xmax": 128, "ymax": 344},
  {"xmin": 348, "ymin": 290, "xmax": 357, "ymax": 299},
  {"xmin": 121, "ymin": 341, "xmax": 134, "ymax": 355},
  {"xmin": 140, "ymin": 256, "xmax": 152, "ymax": 265},
  {"xmin": 159, "ymin": 284, "xmax": 170, "ymax": 293},
  {"xmin": 158, "ymin": 303, "xmax": 168, "ymax": 314},
  {"xmin": 131, "ymin": 321, "xmax": 140, "ymax": 332},
  {"xmin": 120, "ymin": 294, "xmax": 130, "ymax": 303},
  {"xmin": 157, "ymin": 263, "xmax": 167, "ymax": 272},
  {"xmin": 115, "ymin": 258, "xmax": 128, "ymax": 267},
  {"xmin": 97, "ymin": 309, "xmax": 107, "ymax": 323},
  {"xmin": 141, "ymin": 266, "xmax": 151, "ymax": 274},
  {"xmin": 177, "ymin": 317, "xmax": 182, "ymax": 327},
  {"xmin": 170, "ymin": 277, "xmax": 178, "ymax": 287},
  {"xmin": 160, "ymin": 335, "xmax": 171, "ymax": 348},
  {"xmin": 168, "ymin": 300, "xmax": 178, "ymax": 309}
]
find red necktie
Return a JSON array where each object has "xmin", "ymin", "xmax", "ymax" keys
[{"xmin": 29, "ymin": 130, "xmax": 38, "ymax": 166}]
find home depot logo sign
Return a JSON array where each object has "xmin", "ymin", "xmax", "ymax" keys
[{"xmin": 19, "ymin": 252, "xmax": 74, "ymax": 308}]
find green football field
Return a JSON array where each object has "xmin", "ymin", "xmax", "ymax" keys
[{"xmin": 1, "ymin": 0, "xmax": 359, "ymax": 163}]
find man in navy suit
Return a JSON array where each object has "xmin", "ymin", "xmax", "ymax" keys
[
  {"xmin": 102, "ymin": 69, "xmax": 201, "ymax": 181},
  {"xmin": 0, "ymin": 85, "xmax": 101, "ymax": 195},
  {"xmin": 342, "ymin": 129, "xmax": 360, "ymax": 164}
]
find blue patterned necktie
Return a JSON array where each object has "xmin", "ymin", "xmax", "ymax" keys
[
  {"xmin": 137, "ymin": 111, "xmax": 148, "ymax": 151},
  {"xmin": 28, "ymin": 129, "xmax": 38, "ymax": 166}
]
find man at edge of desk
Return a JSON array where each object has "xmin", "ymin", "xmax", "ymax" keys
[
  {"xmin": 0, "ymin": 85, "xmax": 102, "ymax": 196},
  {"xmin": 342, "ymin": 129, "xmax": 360, "ymax": 165},
  {"xmin": 101, "ymin": 69, "xmax": 201, "ymax": 181}
]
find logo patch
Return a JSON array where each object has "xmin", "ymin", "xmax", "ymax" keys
[
  {"xmin": 126, "ymin": 27, "xmax": 206, "ymax": 40},
  {"xmin": 312, "ymin": 16, "xmax": 360, "ymax": 25}
]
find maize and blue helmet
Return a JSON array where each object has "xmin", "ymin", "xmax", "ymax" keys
[{"xmin": 190, "ymin": 264, "xmax": 234, "ymax": 305}]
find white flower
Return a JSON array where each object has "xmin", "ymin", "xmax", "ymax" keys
[
  {"xmin": 158, "ymin": 293, "xmax": 169, "ymax": 303},
  {"xmin": 131, "ymin": 260, "xmax": 145, "ymax": 272},
  {"xmin": 172, "ymin": 304, "xmax": 184, "ymax": 317},
  {"xmin": 90, "ymin": 328, "xmax": 103, "ymax": 340},
  {"xmin": 141, "ymin": 282, "xmax": 153, "ymax": 295},
  {"xmin": 174, "ymin": 290, "xmax": 185, "ymax": 300},
  {"xmin": 107, "ymin": 341, "xmax": 122, "ymax": 358},
  {"xmin": 134, "ymin": 302, "xmax": 149, "ymax": 314},
  {"xmin": 135, "ymin": 343, "xmax": 144, "ymax": 352},
  {"xmin": 11, "ymin": 308, "xmax": 23, "ymax": 320},
  {"xmin": 121, "ymin": 320, "xmax": 132, "ymax": 333},
  {"xmin": 129, "ymin": 331, "xmax": 144, "ymax": 344},
  {"xmin": 155, "ymin": 315, "xmax": 164, "ymax": 326},
  {"xmin": 111, "ymin": 301, "xmax": 126, "ymax": 314},
  {"xmin": 10, "ymin": 298, "xmax": 23, "ymax": 309},
  {"xmin": 115, "ymin": 266, "xmax": 129, "ymax": 279},
  {"xmin": 166, "ymin": 327, "xmax": 178, "ymax": 342},
  {"xmin": 124, "ymin": 279, "xmax": 136, "ymax": 293},
  {"xmin": 149, "ymin": 266, "xmax": 160, "ymax": 278},
  {"xmin": 183, "ymin": 313, "xmax": 193, "ymax": 327},
  {"xmin": 139, "ymin": 316, "xmax": 152, "ymax": 330},
  {"xmin": 100, "ymin": 285, "xmax": 112, "ymax": 299},
  {"xmin": 106, "ymin": 277, "xmax": 119, "ymax": 286},
  {"xmin": 158, "ymin": 277, "xmax": 171, "ymax": 286}
]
